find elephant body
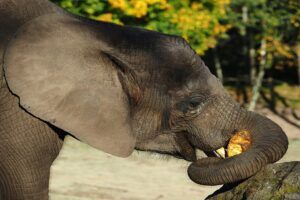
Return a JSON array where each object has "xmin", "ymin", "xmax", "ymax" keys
[
  {"xmin": 0, "ymin": 79, "xmax": 64, "ymax": 199},
  {"xmin": 0, "ymin": 0, "xmax": 288, "ymax": 199},
  {"xmin": 0, "ymin": 1, "xmax": 64, "ymax": 199}
]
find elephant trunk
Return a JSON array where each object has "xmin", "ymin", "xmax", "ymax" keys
[{"xmin": 187, "ymin": 110, "xmax": 288, "ymax": 185}]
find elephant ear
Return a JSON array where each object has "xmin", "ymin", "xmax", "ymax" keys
[{"xmin": 4, "ymin": 14, "xmax": 136, "ymax": 157}]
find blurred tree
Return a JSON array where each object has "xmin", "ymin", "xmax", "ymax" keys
[
  {"xmin": 51, "ymin": 0, "xmax": 231, "ymax": 56},
  {"xmin": 225, "ymin": 0, "xmax": 299, "ymax": 110}
]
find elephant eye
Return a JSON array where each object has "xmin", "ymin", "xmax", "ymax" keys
[
  {"xmin": 189, "ymin": 101, "xmax": 200, "ymax": 108},
  {"xmin": 188, "ymin": 99, "xmax": 207, "ymax": 115},
  {"xmin": 175, "ymin": 100, "xmax": 202, "ymax": 114}
]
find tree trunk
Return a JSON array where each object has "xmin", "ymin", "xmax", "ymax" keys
[
  {"xmin": 249, "ymin": 33, "xmax": 256, "ymax": 85},
  {"xmin": 296, "ymin": 44, "xmax": 300, "ymax": 85},
  {"xmin": 248, "ymin": 39, "xmax": 266, "ymax": 111},
  {"xmin": 241, "ymin": 6, "xmax": 248, "ymax": 58},
  {"xmin": 213, "ymin": 48, "xmax": 223, "ymax": 83},
  {"xmin": 242, "ymin": 6, "xmax": 248, "ymax": 36}
]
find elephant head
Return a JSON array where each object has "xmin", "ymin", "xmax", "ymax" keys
[{"xmin": 3, "ymin": 8, "xmax": 288, "ymax": 185}]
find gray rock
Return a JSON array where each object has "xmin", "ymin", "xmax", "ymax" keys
[{"xmin": 206, "ymin": 162, "xmax": 300, "ymax": 200}]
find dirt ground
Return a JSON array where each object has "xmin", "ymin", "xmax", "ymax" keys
[{"xmin": 49, "ymin": 110, "xmax": 300, "ymax": 200}]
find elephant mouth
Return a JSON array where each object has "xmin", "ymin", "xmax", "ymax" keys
[
  {"xmin": 209, "ymin": 129, "xmax": 252, "ymax": 159},
  {"xmin": 179, "ymin": 129, "xmax": 250, "ymax": 161}
]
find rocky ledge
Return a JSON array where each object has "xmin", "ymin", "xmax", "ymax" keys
[{"xmin": 206, "ymin": 162, "xmax": 300, "ymax": 200}]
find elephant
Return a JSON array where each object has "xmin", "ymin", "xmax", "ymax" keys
[{"xmin": 0, "ymin": 0, "xmax": 288, "ymax": 199}]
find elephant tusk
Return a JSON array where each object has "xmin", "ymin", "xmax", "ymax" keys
[{"xmin": 213, "ymin": 147, "xmax": 226, "ymax": 159}]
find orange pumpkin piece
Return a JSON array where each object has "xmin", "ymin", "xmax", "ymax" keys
[{"xmin": 227, "ymin": 130, "xmax": 252, "ymax": 157}]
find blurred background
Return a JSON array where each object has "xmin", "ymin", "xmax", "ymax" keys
[{"xmin": 48, "ymin": 0, "xmax": 299, "ymax": 199}]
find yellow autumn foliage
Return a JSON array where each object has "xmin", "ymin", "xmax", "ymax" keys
[
  {"xmin": 108, "ymin": 0, "xmax": 127, "ymax": 10},
  {"xmin": 97, "ymin": 13, "xmax": 113, "ymax": 22},
  {"xmin": 56, "ymin": 0, "xmax": 232, "ymax": 55},
  {"xmin": 128, "ymin": 0, "xmax": 148, "ymax": 18},
  {"xmin": 107, "ymin": 0, "xmax": 171, "ymax": 18},
  {"xmin": 266, "ymin": 36, "xmax": 293, "ymax": 59}
]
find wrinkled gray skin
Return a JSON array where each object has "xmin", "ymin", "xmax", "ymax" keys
[{"xmin": 0, "ymin": 0, "xmax": 288, "ymax": 199}]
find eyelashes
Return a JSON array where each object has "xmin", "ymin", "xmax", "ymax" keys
[
  {"xmin": 189, "ymin": 101, "xmax": 206, "ymax": 115},
  {"xmin": 174, "ymin": 91, "xmax": 211, "ymax": 115},
  {"xmin": 175, "ymin": 99, "xmax": 206, "ymax": 114},
  {"xmin": 188, "ymin": 100, "xmax": 200, "ymax": 108}
]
